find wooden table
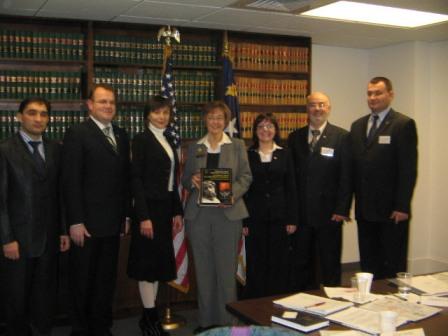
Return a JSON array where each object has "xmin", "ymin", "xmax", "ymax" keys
[{"xmin": 227, "ymin": 280, "xmax": 448, "ymax": 335}]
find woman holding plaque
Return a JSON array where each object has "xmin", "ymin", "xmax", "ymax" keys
[
  {"xmin": 127, "ymin": 95, "xmax": 183, "ymax": 336},
  {"xmin": 181, "ymin": 101, "xmax": 252, "ymax": 332},
  {"xmin": 243, "ymin": 113, "xmax": 297, "ymax": 299}
]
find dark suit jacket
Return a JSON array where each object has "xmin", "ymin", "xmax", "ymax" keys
[
  {"xmin": 288, "ymin": 123, "xmax": 352, "ymax": 227},
  {"xmin": 350, "ymin": 109, "xmax": 418, "ymax": 222},
  {"xmin": 0, "ymin": 134, "xmax": 64, "ymax": 258},
  {"xmin": 243, "ymin": 147, "xmax": 297, "ymax": 227},
  {"xmin": 131, "ymin": 129, "xmax": 183, "ymax": 222},
  {"xmin": 62, "ymin": 118, "xmax": 130, "ymax": 237}
]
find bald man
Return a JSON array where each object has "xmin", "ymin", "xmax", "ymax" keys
[{"xmin": 288, "ymin": 92, "xmax": 352, "ymax": 290}]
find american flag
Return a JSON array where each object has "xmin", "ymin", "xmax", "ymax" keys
[
  {"xmin": 161, "ymin": 44, "xmax": 189, "ymax": 293},
  {"xmin": 161, "ymin": 46, "xmax": 181, "ymax": 148},
  {"xmin": 223, "ymin": 43, "xmax": 246, "ymax": 285},
  {"xmin": 223, "ymin": 52, "xmax": 241, "ymax": 138}
]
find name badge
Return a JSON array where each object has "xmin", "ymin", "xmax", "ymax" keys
[
  {"xmin": 378, "ymin": 135, "xmax": 391, "ymax": 144},
  {"xmin": 320, "ymin": 147, "xmax": 334, "ymax": 157}
]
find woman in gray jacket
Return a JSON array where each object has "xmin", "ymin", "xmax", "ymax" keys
[{"xmin": 182, "ymin": 101, "xmax": 252, "ymax": 333}]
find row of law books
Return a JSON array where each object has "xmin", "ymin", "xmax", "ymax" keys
[
  {"xmin": 94, "ymin": 35, "xmax": 218, "ymax": 67},
  {"xmin": 236, "ymin": 77, "xmax": 308, "ymax": 105},
  {"xmin": 0, "ymin": 109, "xmax": 87, "ymax": 141},
  {"xmin": 228, "ymin": 41, "xmax": 309, "ymax": 73},
  {"xmin": 0, "ymin": 30, "xmax": 84, "ymax": 61},
  {"xmin": 0, "ymin": 70, "xmax": 82, "ymax": 100},
  {"xmin": 240, "ymin": 111, "xmax": 308, "ymax": 140},
  {"xmin": 94, "ymin": 68, "xmax": 215, "ymax": 104},
  {"xmin": 0, "ymin": 106, "xmax": 205, "ymax": 141}
]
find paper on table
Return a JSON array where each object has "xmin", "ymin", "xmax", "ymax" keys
[
  {"xmin": 319, "ymin": 330, "xmax": 370, "ymax": 336},
  {"xmin": 411, "ymin": 275, "xmax": 448, "ymax": 295},
  {"xmin": 397, "ymin": 292, "xmax": 448, "ymax": 307},
  {"xmin": 390, "ymin": 328, "xmax": 426, "ymax": 336},
  {"xmin": 419, "ymin": 295, "xmax": 448, "ymax": 307},
  {"xmin": 432, "ymin": 271, "xmax": 448, "ymax": 284},
  {"xmin": 327, "ymin": 306, "xmax": 406, "ymax": 335},
  {"xmin": 319, "ymin": 325, "xmax": 424, "ymax": 336},
  {"xmin": 273, "ymin": 292, "xmax": 353, "ymax": 316},
  {"xmin": 361, "ymin": 296, "xmax": 441, "ymax": 322},
  {"xmin": 324, "ymin": 287, "xmax": 381, "ymax": 304}
]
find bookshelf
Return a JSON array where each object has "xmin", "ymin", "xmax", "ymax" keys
[
  {"xmin": 227, "ymin": 32, "xmax": 311, "ymax": 140},
  {"xmin": 0, "ymin": 15, "xmax": 311, "ymax": 312}
]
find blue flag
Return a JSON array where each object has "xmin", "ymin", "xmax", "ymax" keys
[
  {"xmin": 161, "ymin": 46, "xmax": 181, "ymax": 148},
  {"xmin": 223, "ymin": 54, "xmax": 241, "ymax": 138}
]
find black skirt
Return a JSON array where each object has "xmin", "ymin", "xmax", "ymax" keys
[{"xmin": 127, "ymin": 195, "xmax": 177, "ymax": 282}]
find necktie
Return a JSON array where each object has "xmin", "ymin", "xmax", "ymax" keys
[
  {"xmin": 29, "ymin": 141, "xmax": 46, "ymax": 174},
  {"xmin": 103, "ymin": 126, "xmax": 117, "ymax": 151},
  {"xmin": 367, "ymin": 115, "xmax": 379, "ymax": 143},
  {"xmin": 309, "ymin": 129, "xmax": 321, "ymax": 152}
]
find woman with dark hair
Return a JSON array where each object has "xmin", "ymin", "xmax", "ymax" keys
[
  {"xmin": 243, "ymin": 113, "xmax": 297, "ymax": 298},
  {"xmin": 127, "ymin": 95, "xmax": 183, "ymax": 336},
  {"xmin": 181, "ymin": 101, "xmax": 252, "ymax": 332}
]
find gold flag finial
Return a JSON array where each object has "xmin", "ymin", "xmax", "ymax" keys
[
  {"xmin": 223, "ymin": 30, "xmax": 229, "ymax": 56},
  {"xmin": 157, "ymin": 25, "xmax": 181, "ymax": 46}
]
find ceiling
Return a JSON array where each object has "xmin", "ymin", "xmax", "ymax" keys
[{"xmin": 0, "ymin": 0, "xmax": 447, "ymax": 48}]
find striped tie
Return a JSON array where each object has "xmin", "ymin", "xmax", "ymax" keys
[
  {"xmin": 103, "ymin": 126, "xmax": 117, "ymax": 151},
  {"xmin": 309, "ymin": 129, "xmax": 321, "ymax": 152}
]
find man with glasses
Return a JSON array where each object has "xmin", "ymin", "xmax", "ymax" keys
[
  {"xmin": 62, "ymin": 84, "xmax": 130, "ymax": 336},
  {"xmin": 288, "ymin": 92, "xmax": 352, "ymax": 290},
  {"xmin": 350, "ymin": 77, "xmax": 418, "ymax": 279}
]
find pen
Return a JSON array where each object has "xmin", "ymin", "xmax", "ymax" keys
[{"xmin": 304, "ymin": 302, "xmax": 325, "ymax": 309}]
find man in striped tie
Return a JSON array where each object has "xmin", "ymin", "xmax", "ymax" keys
[{"xmin": 62, "ymin": 84, "xmax": 131, "ymax": 336}]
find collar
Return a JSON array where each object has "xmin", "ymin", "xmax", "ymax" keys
[
  {"xmin": 197, "ymin": 132, "xmax": 232, "ymax": 149},
  {"xmin": 309, "ymin": 121, "xmax": 327, "ymax": 135},
  {"xmin": 148, "ymin": 122, "xmax": 166, "ymax": 137},
  {"xmin": 90, "ymin": 115, "xmax": 112, "ymax": 131},
  {"xmin": 371, "ymin": 108, "xmax": 390, "ymax": 123},
  {"xmin": 19, "ymin": 129, "xmax": 43, "ymax": 143},
  {"xmin": 257, "ymin": 142, "xmax": 283, "ymax": 153}
]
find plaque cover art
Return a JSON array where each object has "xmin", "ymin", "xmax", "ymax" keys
[{"xmin": 199, "ymin": 168, "xmax": 232, "ymax": 206}]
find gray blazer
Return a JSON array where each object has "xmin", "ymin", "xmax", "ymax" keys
[{"xmin": 181, "ymin": 137, "xmax": 252, "ymax": 221}]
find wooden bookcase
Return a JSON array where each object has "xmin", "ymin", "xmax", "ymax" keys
[
  {"xmin": 0, "ymin": 15, "xmax": 311, "ymax": 314},
  {"xmin": 227, "ymin": 31, "xmax": 310, "ymax": 141}
]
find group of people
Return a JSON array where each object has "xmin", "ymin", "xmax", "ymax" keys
[{"xmin": 0, "ymin": 76, "xmax": 418, "ymax": 336}]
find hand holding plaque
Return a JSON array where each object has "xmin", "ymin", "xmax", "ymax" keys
[{"xmin": 198, "ymin": 168, "xmax": 233, "ymax": 207}]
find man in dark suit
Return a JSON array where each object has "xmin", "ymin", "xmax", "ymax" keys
[
  {"xmin": 350, "ymin": 77, "xmax": 418, "ymax": 279},
  {"xmin": 0, "ymin": 97, "xmax": 70, "ymax": 336},
  {"xmin": 62, "ymin": 84, "xmax": 130, "ymax": 336},
  {"xmin": 288, "ymin": 92, "xmax": 352, "ymax": 290}
]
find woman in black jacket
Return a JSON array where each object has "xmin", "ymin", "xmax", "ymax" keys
[
  {"xmin": 127, "ymin": 96, "xmax": 183, "ymax": 336},
  {"xmin": 243, "ymin": 113, "xmax": 297, "ymax": 298}
]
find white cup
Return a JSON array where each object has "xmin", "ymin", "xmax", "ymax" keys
[
  {"xmin": 380, "ymin": 310, "xmax": 397, "ymax": 334},
  {"xmin": 356, "ymin": 272, "xmax": 374, "ymax": 296},
  {"xmin": 355, "ymin": 277, "xmax": 368, "ymax": 301}
]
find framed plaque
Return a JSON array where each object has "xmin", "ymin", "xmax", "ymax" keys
[{"xmin": 198, "ymin": 168, "xmax": 232, "ymax": 206}]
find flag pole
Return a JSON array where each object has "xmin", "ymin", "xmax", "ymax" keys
[{"xmin": 157, "ymin": 24, "xmax": 186, "ymax": 331}]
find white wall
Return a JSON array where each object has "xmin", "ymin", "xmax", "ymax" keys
[
  {"xmin": 427, "ymin": 41, "xmax": 448, "ymax": 272},
  {"xmin": 312, "ymin": 41, "xmax": 448, "ymax": 272},
  {"xmin": 311, "ymin": 44, "xmax": 368, "ymax": 263}
]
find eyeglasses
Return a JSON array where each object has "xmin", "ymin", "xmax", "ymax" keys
[
  {"xmin": 307, "ymin": 102, "xmax": 327, "ymax": 108},
  {"xmin": 257, "ymin": 124, "xmax": 275, "ymax": 130},
  {"xmin": 207, "ymin": 116, "xmax": 225, "ymax": 121}
]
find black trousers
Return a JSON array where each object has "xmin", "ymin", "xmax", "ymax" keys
[
  {"xmin": 69, "ymin": 235, "xmax": 120, "ymax": 335},
  {"xmin": 0, "ymin": 246, "xmax": 57, "ymax": 336},
  {"xmin": 357, "ymin": 219, "xmax": 409, "ymax": 279},
  {"xmin": 294, "ymin": 223, "xmax": 342, "ymax": 291}
]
